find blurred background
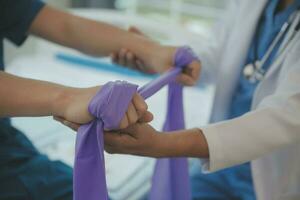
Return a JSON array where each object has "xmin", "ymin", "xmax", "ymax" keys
[{"xmin": 5, "ymin": 0, "xmax": 229, "ymax": 199}]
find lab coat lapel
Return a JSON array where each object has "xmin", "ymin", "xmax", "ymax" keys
[
  {"xmin": 210, "ymin": 0, "xmax": 268, "ymax": 122},
  {"xmin": 252, "ymin": 12, "xmax": 300, "ymax": 108},
  {"xmin": 263, "ymin": 11, "xmax": 300, "ymax": 80},
  {"xmin": 252, "ymin": 27, "xmax": 300, "ymax": 109}
]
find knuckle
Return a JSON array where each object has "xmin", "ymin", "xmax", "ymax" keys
[
  {"xmin": 119, "ymin": 124, "xmax": 125, "ymax": 129},
  {"xmin": 120, "ymin": 49, "xmax": 127, "ymax": 56},
  {"xmin": 139, "ymin": 102, "xmax": 148, "ymax": 112},
  {"xmin": 135, "ymin": 95, "xmax": 148, "ymax": 111},
  {"xmin": 119, "ymin": 121, "xmax": 128, "ymax": 129},
  {"xmin": 127, "ymin": 53, "xmax": 133, "ymax": 60}
]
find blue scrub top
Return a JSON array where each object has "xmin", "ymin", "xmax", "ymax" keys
[
  {"xmin": 228, "ymin": 0, "xmax": 300, "ymax": 119},
  {"xmin": 0, "ymin": 0, "xmax": 45, "ymax": 124}
]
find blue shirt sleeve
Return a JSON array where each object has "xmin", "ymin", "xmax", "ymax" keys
[{"xmin": 0, "ymin": 0, "xmax": 45, "ymax": 46}]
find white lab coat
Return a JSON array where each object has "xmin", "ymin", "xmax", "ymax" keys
[{"xmin": 190, "ymin": 0, "xmax": 300, "ymax": 199}]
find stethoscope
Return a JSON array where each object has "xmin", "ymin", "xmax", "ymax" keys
[{"xmin": 243, "ymin": 9, "xmax": 300, "ymax": 83}]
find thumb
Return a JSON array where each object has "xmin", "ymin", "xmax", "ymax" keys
[
  {"xmin": 138, "ymin": 111, "xmax": 153, "ymax": 123},
  {"xmin": 176, "ymin": 74, "xmax": 196, "ymax": 86}
]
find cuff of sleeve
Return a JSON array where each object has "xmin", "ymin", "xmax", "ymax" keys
[
  {"xmin": 6, "ymin": 0, "xmax": 45, "ymax": 46},
  {"xmin": 199, "ymin": 125, "xmax": 226, "ymax": 172}
]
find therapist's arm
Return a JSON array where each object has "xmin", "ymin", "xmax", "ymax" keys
[
  {"xmin": 105, "ymin": 57, "xmax": 300, "ymax": 171},
  {"xmin": 28, "ymin": 5, "xmax": 174, "ymax": 73},
  {"xmin": 104, "ymin": 123, "xmax": 209, "ymax": 158}
]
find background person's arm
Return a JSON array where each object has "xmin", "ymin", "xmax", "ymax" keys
[{"xmin": 28, "ymin": 5, "xmax": 175, "ymax": 72}]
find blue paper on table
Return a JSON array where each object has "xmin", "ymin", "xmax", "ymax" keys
[{"xmin": 55, "ymin": 53, "xmax": 157, "ymax": 78}]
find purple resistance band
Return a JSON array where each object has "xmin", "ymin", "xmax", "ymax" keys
[{"xmin": 74, "ymin": 46, "xmax": 199, "ymax": 200}]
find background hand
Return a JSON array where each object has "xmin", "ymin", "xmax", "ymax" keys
[{"xmin": 111, "ymin": 26, "xmax": 201, "ymax": 86}]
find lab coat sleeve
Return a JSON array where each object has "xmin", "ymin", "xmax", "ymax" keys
[
  {"xmin": 200, "ymin": 42, "xmax": 300, "ymax": 172},
  {"xmin": 188, "ymin": 1, "xmax": 240, "ymax": 84}
]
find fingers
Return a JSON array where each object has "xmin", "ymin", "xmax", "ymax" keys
[
  {"xmin": 136, "ymin": 60, "xmax": 145, "ymax": 71},
  {"xmin": 110, "ymin": 52, "xmax": 118, "ymax": 63},
  {"xmin": 126, "ymin": 102, "xmax": 138, "ymax": 125},
  {"xmin": 110, "ymin": 25, "xmax": 152, "ymax": 74},
  {"xmin": 177, "ymin": 74, "xmax": 195, "ymax": 86},
  {"xmin": 111, "ymin": 48, "xmax": 142, "ymax": 71},
  {"xmin": 126, "ymin": 51, "xmax": 137, "ymax": 69},
  {"xmin": 177, "ymin": 61, "xmax": 201, "ymax": 86},
  {"xmin": 118, "ymin": 93, "xmax": 153, "ymax": 129},
  {"xmin": 119, "ymin": 48, "xmax": 128, "ymax": 66},
  {"xmin": 132, "ymin": 94, "xmax": 154, "ymax": 124},
  {"xmin": 53, "ymin": 116, "xmax": 81, "ymax": 131},
  {"xmin": 138, "ymin": 111, "xmax": 153, "ymax": 123},
  {"xmin": 119, "ymin": 115, "xmax": 129, "ymax": 129},
  {"xmin": 132, "ymin": 93, "xmax": 148, "ymax": 117},
  {"xmin": 189, "ymin": 61, "xmax": 201, "ymax": 82}
]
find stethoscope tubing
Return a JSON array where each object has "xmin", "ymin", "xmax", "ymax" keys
[{"xmin": 245, "ymin": 10, "xmax": 300, "ymax": 82}]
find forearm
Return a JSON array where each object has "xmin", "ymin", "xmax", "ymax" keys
[
  {"xmin": 156, "ymin": 128, "xmax": 209, "ymax": 158},
  {"xmin": 0, "ymin": 72, "xmax": 70, "ymax": 117},
  {"xmin": 66, "ymin": 14, "xmax": 158, "ymax": 58},
  {"xmin": 30, "ymin": 6, "xmax": 165, "ymax": 61}
]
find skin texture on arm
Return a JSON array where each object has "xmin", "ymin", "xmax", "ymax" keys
[
  {"xmin": 0, "ymin": 71, "xmax": 78, "ymax": 118},
  {"xmin": 28, "ymin": 5, "xmax": 175, "ymax": 72},
  {"xmin": 104, "ymin": 123, "xmax": 209, "ymax": 158},
  {"xmin": 0, "ymin": 71, "xmax": 152, "ymax": 128},
  {"xmin": 28, "ymin": 6, "xmax": 201, "ymax": 86}
]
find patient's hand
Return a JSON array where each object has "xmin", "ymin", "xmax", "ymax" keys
[
  {"xmin": 53, "ymin": 87, "xmax": 153, "ymax": 131},
  {"xmin": 111, "ymin": 27, "xmax": 201, "ymax": 86}
]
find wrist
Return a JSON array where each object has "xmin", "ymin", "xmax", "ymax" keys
[
  {"xmin": 150, "ymin": 45, "xmax": 177, "ymax": 73},
  {"xmin": 155, "ymin": 128, "xmax": 209, "ymax": 158},
  {"xmin": 152, "ymin": 133, "xmax": 169, "ymax": 157},
  {"xmin": 152, "ymin": 132, "xmax": 181, "ymax": 158},
  {"xmin": 52, "ymin": 86, "xmax": 77, "ymax": 117}
]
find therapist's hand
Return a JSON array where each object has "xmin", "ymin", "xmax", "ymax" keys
[
  {"xmin": 53, "ymin": 87, "xmax": 153, "ymax": 131},
  {"xmin": 104, "ymin": 123, "xmax": 163, "ymax": 157},
  {"xmin": 104, "ymin": 123, "xmax": 209, "ymax": 158},
  {"xmin": 111, "ymin": 27, "xmax": 201, "ymax": 86}
]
